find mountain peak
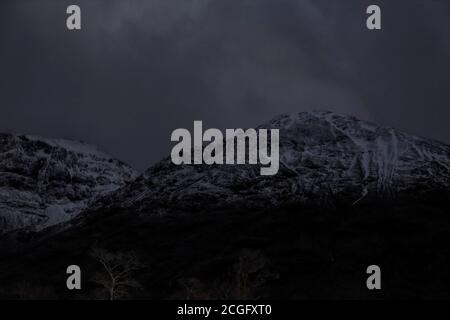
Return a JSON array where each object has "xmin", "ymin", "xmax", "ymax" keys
[
  {"xmin": 100, "ymin": 111, "xmax": 450, "ymax": 214},
  {"xmin": 0, "ymin": 133, "xmax": 138, "ymax": 233},
  {"xmin": 1, "ymin": 133, "xmax": 112, "ymax": 159}
]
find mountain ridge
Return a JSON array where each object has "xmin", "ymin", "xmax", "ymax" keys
[
  {"xmin": 0, "ymin": 133, "xmax": 138, "ymax": 233},
  {"xmin": 90, "ymin": 110, "xmax": 450, "ymax": 215},
  {"xmin": 2, "ymin": 112, "xmax": 450, "ymax": 299},
  {"xmin": 3, "ymin": 110, "xmax": 450, "ymax": 233}
]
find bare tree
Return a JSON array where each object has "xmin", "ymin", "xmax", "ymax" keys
[
  {"xmin": 216, "ymin": 250, "xmax": 276, "ymax": 300},
  {"xmin": 177, "ymin": 277, "xmax": 212, "ymax": 300},
  {"xmin": 90, "ymin": 246, "xmax": 145, "ymax": 300}
]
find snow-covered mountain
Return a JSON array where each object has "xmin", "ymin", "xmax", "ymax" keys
[
  {"xmin": 3, "ymin": 111, "xmax": 450, "ymax": 232},
  {"xmin": 97, "ymin": 111, "xmax": 450, "ymax": 213},
  {"xmin": 0, "ymin": 133, "xmax": 138, "ymax": 233}
]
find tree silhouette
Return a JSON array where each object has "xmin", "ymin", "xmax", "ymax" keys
[{"xmin": 90, "ymin": 246, "xmax": 145, "ymax": 300}]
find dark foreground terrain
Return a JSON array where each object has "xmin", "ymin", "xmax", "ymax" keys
[{"xmin": 0, "ymin": 189, "xmax": 449, "ymax": 300}]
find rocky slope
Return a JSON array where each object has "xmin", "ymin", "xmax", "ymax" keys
[
  {"xmin": 0, "ymin": 134, "xmax": 138, "ymax": 233},
  {"xmin": 2, "ymin": 111, "xmax": 450, "ymax": 299},
  {"xmin": 96, "ymin": 111, "xmax": 450, "ymax": 213}
]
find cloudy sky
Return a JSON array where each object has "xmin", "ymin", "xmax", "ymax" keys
[{"xmin": 1, "ymin": 0, "xmax": 450, "ymax": 170}]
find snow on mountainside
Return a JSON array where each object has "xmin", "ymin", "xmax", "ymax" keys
[
  {"xmin": 0, "ymin": 133, "xmax": 138, "ymax": 233},
  {"xmin": 96, "ymin": 111, "xmax": 450, "ymax": 213}
]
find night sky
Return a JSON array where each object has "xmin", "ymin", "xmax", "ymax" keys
[{"xmin": 1, "ymin": 0, "xmax": 450, "ymax": 171}]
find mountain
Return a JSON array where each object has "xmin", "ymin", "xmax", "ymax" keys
[
  {"xmin": 95, "ymin": 110, "xmax": 450, "ymax": 214},
  {"xmin": 1, "ymin": 111, "xmax": 450, "ymax": 299},
  {"xmin": 0, "ymin": 133, "xmax": 138, "ymax": 233}
]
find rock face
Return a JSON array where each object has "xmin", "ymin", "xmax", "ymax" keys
[
  {"xmin": 99, "ymin": 111, "xmax": 450, "ymax": 213},
  {"xmin": 0, "ymin": 134, "xmax": 138, "ymax": 233},
  {"xmin": 3, "ymin": 111, "xmax": 450, "ymax": 231}
]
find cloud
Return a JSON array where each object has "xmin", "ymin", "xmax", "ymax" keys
[{"xmin": 1, "ymin": 0, "xmax": 450, "ymax": 170}]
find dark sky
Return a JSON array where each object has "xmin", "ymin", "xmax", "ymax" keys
[{"xmin": 1, "ymin": 0, "xmax": 450, "ymax": 171}]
